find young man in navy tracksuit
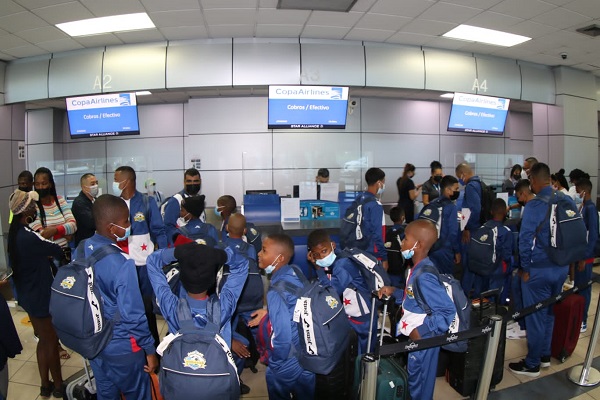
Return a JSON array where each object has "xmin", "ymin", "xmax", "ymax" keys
[
  {"xmin": 575, "ymin": 178, "xmax": 598, "ymax": 333},
  {"xmin": 385, "ymin": 206, "xmax": 406, "ymax": 288},
  {"xmin": 85, "ymin": 195, "xmax": 157, "ymax": 400},
  {"xmin": 509, "ymin": 163, "xmax": 570, "ymax": 377},
  {"xmin": 358, "ymin": 168, "xmax": 388, "ymax": 269},
  {"xmin": 172, "ymin": 195, "xmax": 219, "ymax": 247},
  {"xmin": 485, "ymin": 198, "xmax": 514, "ymax": 293},
  {"xmin": 455, "ymin": 163, "xmax": 482, "ymax": 297},
  {"xmin": 307, "ymin": 229, "xmax": 382, "ymax": 354},
  {"xmin": 113, "ymin": 166, "xmax": 167, "ymax": 349},
  {"xmin": 260, "ymin": 233, "xmax": 315, "ymax": 400},
  {"xmin": 419, "ymin": 175, "xmax": 461, "ymax": 276},
  {"xmin": 163, "ymin": 168, "xmax": 203, "ymax": 246},
  {"xmin": 216, "ymin": 195, "xmax": 262, "ymax": 255},
  {"xmin": 379, "ymin": 220, "xmax": 455, "ymax": 400}
]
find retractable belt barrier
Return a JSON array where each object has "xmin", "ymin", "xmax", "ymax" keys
[{"xmin": 378, "ymin": 274, "xmax": 600, "ymax": 357}]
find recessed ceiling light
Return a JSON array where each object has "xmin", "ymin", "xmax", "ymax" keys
[
  {"xmin": 135, "ymin": 91, "xmax": 152, "ymax": 96},
  {"xmin": 440, "ymin": 93, "xmax": 455, "ymax": 99},
  {"xmin": 443, "ymin": 25, "xmax": 531, "ymax": 47},
  {"xmin": 56, "ymin": 13, "xmax": 155, "ymax": 37}
]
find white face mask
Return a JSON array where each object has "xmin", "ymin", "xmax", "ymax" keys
[
  {"xmin": 87, "ymin": 184, "xmax": 99, "ymax": 198},
  {"xmin": 264, "ymin": 254, "xmax": 281, "ymax": 275},
  {"xmin": 177, "ymin": 213, "xmax": 190, "ymax": 227},
  {"xmin": 112, "ymin": 181, "xmax": 123, "ymax": 196},
  {"xmin": 377, "ymin": 182, "xmax": 385, "ymax": 195}
]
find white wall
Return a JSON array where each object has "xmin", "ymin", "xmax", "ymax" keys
[{"xmin": 26, "ymin": 97, "xmax": 533, "ymax": 207}]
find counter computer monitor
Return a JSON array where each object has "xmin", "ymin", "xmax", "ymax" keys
[
  {"xmin": 245, "ymin": 190, "xmax": 277, "ymax": 195},
  {"xmin": 268, "ymin": 86, "xmax": 349, "ymax": 129},
  {"xmin": 66, "ymin": 92, "xmax": 140, "ymax": 139},
  {"xmin": 448, "ymin": 92, "xmax": 510, "ymax": 135}
]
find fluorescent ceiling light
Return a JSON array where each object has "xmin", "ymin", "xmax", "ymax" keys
[
  {"xmin": 440, "ymin": 93, "xmax": 454, "ymax": 99},
  {"xmin": 443, "ymin": 24, "xmax": 531, "ymax": 47},
  {"xmin": 56, "ymin": 13, "xmax": 155, "ymax": 37},
  {"xmin": 135, "ymin": 91, "xmax": 152, "ymax": 96}
]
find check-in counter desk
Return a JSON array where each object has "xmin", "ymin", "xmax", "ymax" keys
[{"xmin": 242, "ymin": 193, "xmax": 360, "ymax": 278}]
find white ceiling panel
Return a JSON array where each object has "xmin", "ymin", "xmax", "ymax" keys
[
  {"xmin": 344, "ymin": 28, "xmax": 395, "ymax": 41},
  {"xmin": 490, "ymin": 0, "xmax": 557, "ymax": 19},
  {"xmin": 257, "ymin": 9, "xmax": 311, "ymax": 25},
  {"xmin": 14, "ymin": 0, "xmax": 71, "ymax": 8},
  {"xmin": 208, "ymin": 24, "xmax": 255, "ymax": 37},
  {"xmin": 73, "ymin": 33, "xmax": 122, "ymax": 48},
  {"xmin": 79, "ymin": 0, "xmax": 145, "ymax": 17},
  {"xmin": 306, "ymin": 11, "xmax": 364, "ymax": 27},
  {"xmin": 4, "ymin": 44, "xmax": 46, "ymax": 57},
  {"xmin": 532, "ymin": 7, "xmax": 592, "ymax": 30},
  {"xmin": 424, "ymin": 36, "xmax": 472, "ymax": 51},
  {"xmin": 355, "ymin": 13, "xmax": 411, "ymax": 31},
  {"xmin": 140, "ymin": 0, "xmax": 200, "ymax": 12},
  {"xmin": 351, "ymin": 0, "xmax": 378, "ymax": 12},
  {"xmin": 0, "ymin": 35, "xmax": 30, "ymax": 49},
  {"xmin": 419, "ymin": 2, "xmax": 483, "ymax": 24},
  {"xmin": 36, "ymin": 37, "xmax": 83, "ymax": 52},
  {"xmin": 508, "ymin": 20, "xmax": 560, "ymax": 38},
  {"xmin": 385, "ymin": 31, "xmax": 435, "ymax": 45},
  {"xmin": 399, "ymin": 19, "xmax": 456, "ymax": 36},
  {"xmin": 562, "ymin": 0, "xmax": 600, "ymax": 16},
  {"xmin": 204, "ymin": 9, "xmax": 257, "ymax": 25},
  {"xmin": 464, "ymin": 11, "xmax": 523, "ymax": 30},
  {"xmin": 31, "ymin": 2, "xmax": 94, "ymax": 24},
  {"xmin": 0, "ymin": 11, "xmax": 48, "ymax": 33},
  {"xmin": 201, "ymin": 0, "xmax": 258, "ymax": 9},
  {"xmin": 0, "ymin": 1, "xmax": 26, "ymax": 17},
  {"xmin": 149, "ymin": 10, "xmax": 205, "ymax": 28},
  {"xmin": 301, "ymin": 25, "xmax": 350, "ymax": 40},
  {"xmin": 543, "ymin": 0, "xmax": 577, "ymax": 5},
  {"xmin": 446, "ymin": 0, "xmax": 504, "ymax": 8},
  {"xmin": 256, "ymin": 24, "xmax": 303, "ymax": 37},
  {"xmin": 14, "ymin": 26, "xmax": 67, "ymax": 42},
  {"xmin": 259, "ymin": 0, "xmax": 277, "ymax": 7},
  {"xmin": 160, "ymin": 26, "xmax": 209, "ymax": 40},
  {"xmin": 114, "ymin": 29, "xmax": 165, "ymax": 43},
  {"xmin": 369, "ymin": 0, "xmax": 435, "ymax": 18}
]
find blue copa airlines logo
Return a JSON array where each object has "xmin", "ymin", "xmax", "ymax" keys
[
  {"xmin": 119, "ymin": 94, "xmax": 131, "ymax": 106},
  {"xmin": 330, "ymin": 87, "xmax": 343, "ymax": 100}
]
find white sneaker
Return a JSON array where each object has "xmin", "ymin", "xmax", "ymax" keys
[
  {"xmin": 506, "ymin": 326, "xmax": 526, "ymax": 340},
  {"xmin": 506, "ymin": 321, "xmax": 518, "ymax": 331}
]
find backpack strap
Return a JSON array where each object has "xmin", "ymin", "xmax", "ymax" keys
[
  {"xmin": 270, "ymin": 266, "xmax": 308, "ymax": 299},
  {"xmin": 179, "ymin": 225, "xmax": 190, "ymax": 238},
  {"xmin": 141, "ymin": 193, "xmax": 150, "ymax": 219},
  {"xmin": 533, "ymin": 192, "xmax": 554, "ymax": 236},
  {"xmin": 176, "ymin": 296, "xmax": 219, "ymax": 335},
  {"xmin": 411, "ymin": 262, "xmax": 440, "ymax": 315}
]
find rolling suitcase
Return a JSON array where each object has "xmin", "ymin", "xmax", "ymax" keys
[
  {"xmin": 354, "ymin": 294, "xmax": 409, "ymax": 400},
  {"xmin": 316, "ymin": 329, "xmax": 358, "ymax": 399},
  {"xmin": 551, "ymin": 293, "xmax": 584, "ymax": 362},
  {"xmin": 447, "ymin": 289, "xmax": 507, "ymax": 397},
  {"xmin": 63, "ymin": 359, "xmax": 96, "ymax": 400}
]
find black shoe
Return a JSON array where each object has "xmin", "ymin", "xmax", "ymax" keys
[
  {"xmin": 508, "ymin": 360, "xmax": 540, "ymax": 377},
  {"xmin": 240, "ymin": 381, "xmax": 250, "ymax": 395},
  {"xmin": 39, "ymin": 382, "xmax": 53, "ymax": 399},
  {"xmin": 540, "ymin": 355, "xmax": 551, "ymax": 368}
]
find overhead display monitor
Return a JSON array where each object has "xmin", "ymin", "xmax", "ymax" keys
[
  {"xmin": 268, "ymin": 86, "xmax": 349, "ymax": 129},
  {"xmin": 66, "ymin": 93, "xmax": 140, "ymax": 138},
  {"xmin": 448, "ymin": 93, "xmax": 510, "ymax": 135}
]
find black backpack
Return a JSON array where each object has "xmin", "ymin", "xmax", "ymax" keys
[
  {"xmin": 473, "ymin": 178, "xmax": 495, "ymax": 224},
  {"xmin": 418, "ymin": 197, "xmax": 452, "ymax": 253},
  {"xmin": 340, "ymin": 193, "xmax": 376, "ymax": 250}
]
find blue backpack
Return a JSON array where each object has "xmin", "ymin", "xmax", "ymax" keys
[
  {"xmin": 418, "ymin": 197, "xmax": 451, "ymax": 253},
  {"xmin": 536, "ymin": 191, "xmax": 588, "ymax": 266},
  {"xmin": 468, "ymin": 221, "xmax": 499, "ymax": 277},
  {"xmin": 271, "ymin": 265, "xmax": 351, "ymax": 375},
  {"xmin": 179, "ymin": 223, "xmax": 217, "ymax": 247},
  {"xmin": 340, "ymin": 193, "xmax": 376, "ymax": 250},
  {"xmin": 50, "ymin": 243, "xmax": 123, "ymax": 359},
  {"xmin": 412, "ymin": 263, "xmax": 470, "ymax": 352},
  {"xmin": 160, "ymin": 297, "xmax": 240, "ymax": 400},
  {"xmin": 217, "ymin": 241, "xmax": 264, "ymax": 313},
  {"xmin": 339, "ymin": 248, "xmax": 391, "ymax": 292}
]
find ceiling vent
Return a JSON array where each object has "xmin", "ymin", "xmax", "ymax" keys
[
  {"xmin": 576, "ymin": 25, "xmax": 600, "ymax": 37},
  {"xmin": 277, "ymin": 0, "xmax": 357, "ymax": 12}
]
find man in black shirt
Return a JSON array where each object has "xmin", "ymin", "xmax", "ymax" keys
[{"xmin": 72, "ymin": 173, "xmax": 99, "ymax": 246}]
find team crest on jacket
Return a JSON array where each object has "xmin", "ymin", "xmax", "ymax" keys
[
  {"xmin": 325, "ymin": 295, "xmax": 339, "ymax": 309},
  {"xmin": 480, "ymin": 234, "xmax": 488, "ymax": 241},
  {"xmin": 183, "ymin": 350, "xmax": 206, "ymax": 370},
  {"xmin": 405, "ymin": 285, "xmax": 414, "ymax": 299},
  {"xmin": 250, "ymin": 228, "xmax": 257, "ymax": 235},
  {"xmin": 60, "ymin": 276, "xmax": 76, "ymax": 289},
  {"xmin": 133, "ymin": 212, "xmax": 145, "ymax": 222},
  {"xmin": 194, "ymin": 239, "xmax": 207, "ymax": 245},
  {"xmin": 566, "ymin": 210, "xmax": 576, "ymax": 217},
  {"xmin": 423, "ymin": 209, "xmax": 432, "ymax": 216}
]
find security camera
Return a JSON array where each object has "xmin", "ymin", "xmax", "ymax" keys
[
  {"xmin": 348, "ymin": 99, "xmax": 357, "ymax": 115},
  {"xmin": 560, "ymin": 52, "xmax": 567, "ymax": 60},
  {"xmin": 350, "ymin": 100, "xmax": 357, "ymax": 107}
]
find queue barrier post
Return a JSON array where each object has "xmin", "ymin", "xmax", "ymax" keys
[
  {"xmin": 569, "ymin": 289, "xmax": 600, "ymax": 387},
  {"xmin": 474, "ymin": 315, "xmax": 504, "ymax": 400},
  {"xmin": 359, "ymin": 353, "xmax": 379, "ymax": 400}
]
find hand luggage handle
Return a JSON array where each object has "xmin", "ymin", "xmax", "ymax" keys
[
  {"xmin": 479, "ymin": 288, "xmax": 501, "ymax": 319},
  {"xmin": 366, "ymin": 291, "xmax": 393, "ymax": 354}
]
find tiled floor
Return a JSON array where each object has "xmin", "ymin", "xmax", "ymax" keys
[{"xmin": 5, "ymin": 276, "xmax": 600, "ymax": 400}]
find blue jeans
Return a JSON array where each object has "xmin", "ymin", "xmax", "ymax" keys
[{"xmin": 521, "ymin": 266, "xmax": 568, "ymax": 368}]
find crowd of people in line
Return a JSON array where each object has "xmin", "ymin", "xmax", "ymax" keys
[{"xmin": 0, "ymin": 158, "xmax": 596, "ymax": 400}]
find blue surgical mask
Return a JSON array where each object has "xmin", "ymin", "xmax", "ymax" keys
[
  {"xmin": 575, "ymin": 195, "xmax": 583, "ymax": 205},
  {"xmin": 111, "ymin": 223, "xmax": 130, "ymax": 242},
  {"xmin": 377, "ymin": 183, "xmax": 385, "ymax": 195},
  {"xmin": 112, "ymin": 181, "xmax": 123, "ymax": 196},
  {"xmin": 316, "ymin": 247, "xmax": 336, "ymax": 268},
  {"xmin": 264, "ymin": 254, "xmax": 281, "ymax": 275},
  {"xmin": 214, "ymin": 207, "xmax": 222, "ymax": 217},
  {"xmin": 401, "ymin": 241, "xmax": 418, "ymax": 260}
]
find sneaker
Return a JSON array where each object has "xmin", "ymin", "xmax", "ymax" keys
[
  {"xmin": 52, "ymin": 384, "xmax": 64, "ymax": 399},
  {"xmin": 506, "ymin": 325, "xmax": 526, "ymax": 340},
  {"xmin": 506, "ymin": 321, "xmax": 518, "ymax": 331},
  {"xmin": 33, "ymin": 333, "xmax": 39, "ymax": 343},
  {"xmin": 508, "ymin": 360, "xmax": 540, "ymax": 377},
  {"xmin": 540, "ymin": 356, "xmax": 551, "ymax": 368},
  {"xmin": 581, "ymin": 322, "xmax": 587, "ymax": 333},
  {"xmin": 240, "ymin": 381, "xmax": 250, "ymax": 395},
  {"xmin": 39, "ymin": 383, "xmax": 53, "ymax": 399}
]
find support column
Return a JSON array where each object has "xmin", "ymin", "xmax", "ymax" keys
[{"xmin": 532, "ymin": 67, "xmax": 598, "ymax": 199}]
